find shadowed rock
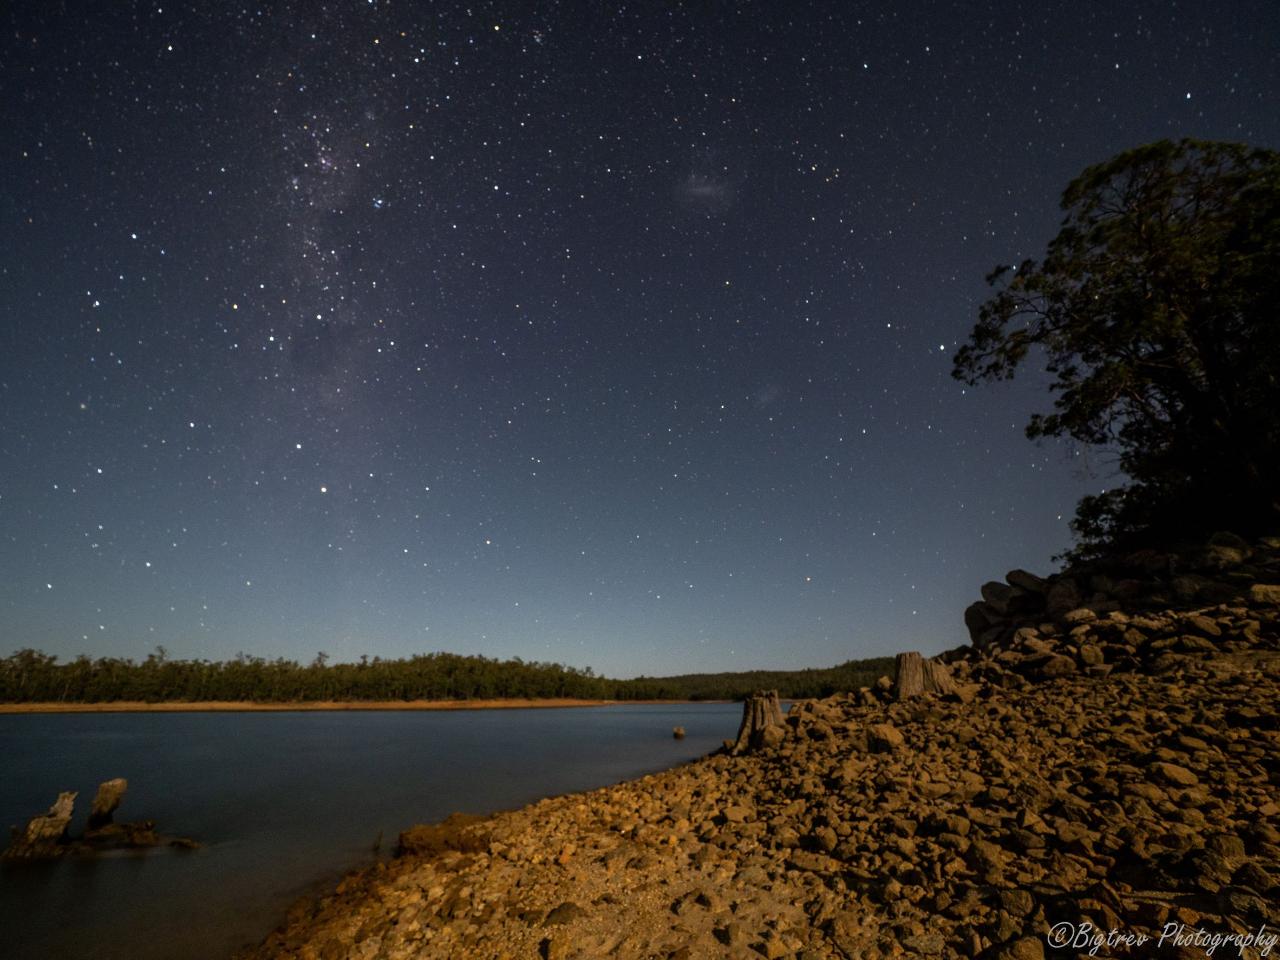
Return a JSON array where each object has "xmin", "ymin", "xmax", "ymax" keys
[{"xmin": 396, "ymin": 813, "xmax": 490, "ymax": 858}]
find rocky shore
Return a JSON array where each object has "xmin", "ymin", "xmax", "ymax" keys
[{"xmin": 242, "ymin": 536, "xmax": 1280, "ymax": 960}]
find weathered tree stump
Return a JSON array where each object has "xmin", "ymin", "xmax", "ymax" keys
[
  {"xmin": 4, "ymin": 791, "xmax": 76, "ymax": 859},
  {"xmin": 87, "ymin": 778, "xmax": 128, "ymax": 831},
  {"xmin": 728, "ymin": 690, "xmax": 786, "ymax": 754},
  {"xmin": 893, "ymin": 651, "xmax": 958, "ymax": 699},
  {"xmin": 4, "ymin": 779, "xmax": 198, "ymax": 858}
]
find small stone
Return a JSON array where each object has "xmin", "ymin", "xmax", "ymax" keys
[
  {"xmin": 1035, "ymin": 654, "xmax": 1077, "ymax": 678},
  {"xmin": 1152, "ymin": 762, "xmax": 1199, "ymax": 787},
  {"xmin": 722, "ymin": 804, "xmax": 752, "ymax": 823},
  {"xmin": 998, "ymin": 889, "xmax": 1034, "ymax": 918},
  {"xmin": 1078, "ymin": 643, "xmax": 1105, "ymax": 666},
  {"xmin": 1247, "ymin": 583, "xmax": 1280, "ymax": 605},
  {"xmin": 995, "ymin": 935, "xmax": 1045, "ymax": 960},
  {"xmin": 543, "ymin": 901, "xmax": 588, "ymax": 926},
  {"xmin": 1188, "ymin": 615, "xmax": 1222, "ymax": 637},
  {"xmin": 1062, "ymin": 607, "xmax": 1097, "ymax": 624},
  {"xmin": 868, "ymin": 723, "xmax": 904, "ymax": 752}
]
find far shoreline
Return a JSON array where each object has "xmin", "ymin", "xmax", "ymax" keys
[{"xmin": 0, "ymin": 697, "xmax": 714, "ymax": 715}]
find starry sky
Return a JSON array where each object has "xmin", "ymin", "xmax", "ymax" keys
[{"xmin": 2, "ymin": 2, "xmax": 1278, "ymax": 678}]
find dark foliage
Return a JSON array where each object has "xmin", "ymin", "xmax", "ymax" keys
[
  {"xmin": 954, "ymin": 139, "xmax": 1280, "ymax": 558},
  {"xmin": 0, "ymin": 647, "xmax": 896, "ymax": 704}
]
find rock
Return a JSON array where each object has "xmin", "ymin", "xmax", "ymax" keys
[
  {"xmin": 1206, "ymin": 531, "xmax": 1252, "ymax": 568},
  {"xmin": 1152, "ymin": 762, "xmax": 1199, "ymax": 787},
  {"xmin": 965, "ymin": 601, "xmax": 1002, "ymax": 643},
  {"xmin": 87, "ymin": 778, "xmax": 128, "ymax": 831},
  {"xmin": 1248, "ymin": 583, "xmax": 1280, "ymax": 605},
  {"xmin": 981, "ymin": 581, "xmax": 1016, "ymax": 613},
  {"xmin": 1233, "ymin": 861, "xmax": 1276, "ymax": 892},
  {"xmin": 1006, "ymin": 569, "xmax": 1047, "ymax": 594},
  {"xmin": 994, "ymin": 936, "xmax": 1045, "ymax": 960},
  {"xmin": 1045, "ymin": 579, "xmax": 1082, "ymax": 618},
  {"xmin": 1062, "ymin": 607, "xmax": 1097, "ymax": 624},
  {"xmin": 1078, "ymin": 643, "xmax": 1105, "ymax": 666},
  {"xmin": 1188, "ymin": 615, "xmax": 1222, "ymax": 638},
  {"xmin": 723, "ymin": 802, "xmax": 755, "ymax": 824},
  {"xmin": 543, "ymin": 901, "xmax": 588, "ymax": 925},
  {"xmin": 672, "ymin": 726, "xmax": 686, "ymax": 740},
  {"xmin": 1030, "ymin": 654, "xmax": 1076, "ymax": 679},
  {"xmin": 1205, "ymin": 833, "xmax": 1246, "ymax": 867},
  {"xmin": 396, "ymin": 813, "xmax": 490, "ymax": 857},
  {"xmin": 3, "ymin": 791, "xmax": 76, "ymax": 859},
  {"xmin": 998, "ymin": 889, "xmax": 1034, "ymax": 918},
  {"xmin": 806, "ymin": 720, "xmax": 835, "ymax": 741},
  {"xmin": 867, "ymin": 722, "xmax": 904, "ymax": 752}
]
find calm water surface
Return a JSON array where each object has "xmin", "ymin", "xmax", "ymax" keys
[{"xmin": 0, "ymin": 703, "xmax": 740, "ymax": 960}]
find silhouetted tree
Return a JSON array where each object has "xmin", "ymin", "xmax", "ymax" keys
[{"xmin": 954, "ymin": 139, "xmax": 1280, "ymax": 556}]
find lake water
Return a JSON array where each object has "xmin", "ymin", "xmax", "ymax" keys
[{"xmin": 0, "ymin": 703, "xmax": 741, "ymax": 960}]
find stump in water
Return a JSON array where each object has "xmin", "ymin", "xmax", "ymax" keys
[
  {"xmin": 4, "ymin": 791, "xmax": 76, "ymax": 860},
  {"xmin": 729, "ymin": 690, "xmax": 785, "ymax": 754},
  {"xmin": 88, "ymin": 778, "xmax": 128, "ymax": 831},
  {"xmin": 672, "ymin": 726, "xmax": 686, "ymax": 740},
  {"xmin": 4, "ymin": 780, "xmax": 199, "ymax": 858},
  {"xmin": 893, "ymin": 651, "xmax": 958, "ymax": 700}
]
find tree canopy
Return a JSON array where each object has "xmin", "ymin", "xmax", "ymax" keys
[{"xmin": 954, "ymin": 138, "xmax": 1280, "ymax": 556}]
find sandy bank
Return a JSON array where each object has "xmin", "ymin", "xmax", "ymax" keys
[{"xmin": 0, "ymin": 698, "xmax": 697, "ymax": 715}]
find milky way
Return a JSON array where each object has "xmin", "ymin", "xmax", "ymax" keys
[{"xmin": 2, "ymin": 2, "xmax": 1277, "ymax": 676}]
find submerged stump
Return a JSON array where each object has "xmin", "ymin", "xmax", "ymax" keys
[
  {"xmin": 728, "ymin": 690, "xmax": 785, "ymax": 755},
  {"xmin": 4, "ymin": 791, "xmax": 77, "ymax": 860},
  {"xmin": 4, "ymin": 779, "xmax": 199, "ymax": 859},
  {"xmin": 87, "ymin": 778, "xmax": 128, "ymax": 831}
]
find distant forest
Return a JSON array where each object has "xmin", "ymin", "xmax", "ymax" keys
[{"xmin": 0, "ymin": 648, "xmax": 897, "ymax": 704}]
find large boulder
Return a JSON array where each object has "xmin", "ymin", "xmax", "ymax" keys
[
  {"xmin": 1045, "ymin": 578, "xmax": 1082, "ymax": 619},
  {"xmin": 980, "ymin": 581, "xmax": 1015, "ymax": 614},
  {"xmin": 1006, "ymin": 569, "xmax": 1047, "ymax": 594},
  {"xmin": 964, "ymin": 601, "xmax": 1002, "ymax": 644}
]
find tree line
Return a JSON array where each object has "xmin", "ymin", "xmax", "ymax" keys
[{"xmin": 0, "ymin": 647, "xmax": 897, "ymax": 704}]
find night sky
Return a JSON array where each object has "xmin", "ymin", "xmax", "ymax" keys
[{"xmin": 3, "ymin": 2, "xmax": 1278, "ymax": 678}]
